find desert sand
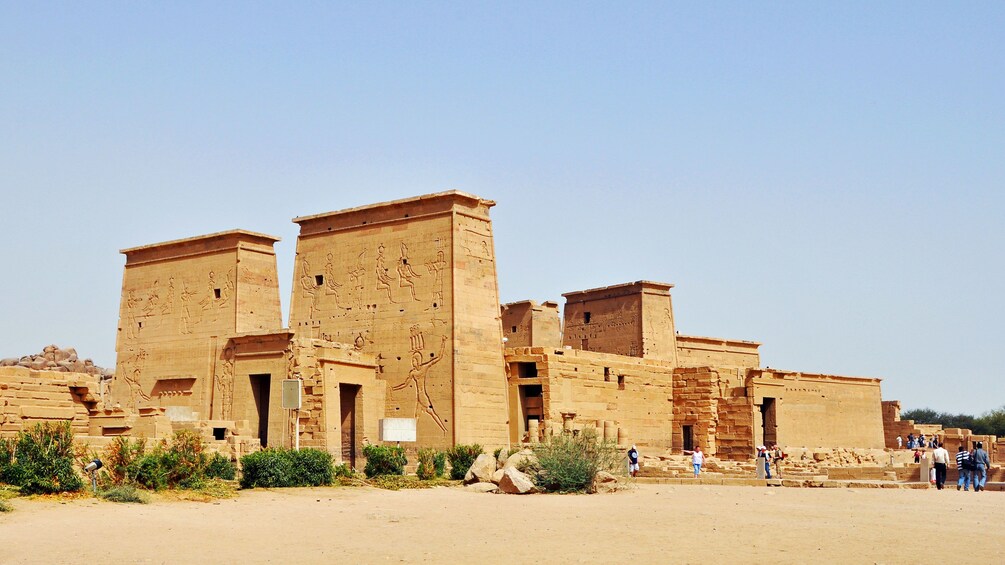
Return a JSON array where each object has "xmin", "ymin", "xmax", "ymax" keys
[{"xmin": 0, "ymin": 483, "xmax": 1001, "ymax": 564}]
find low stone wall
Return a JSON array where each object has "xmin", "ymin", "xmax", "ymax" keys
[{"xmin": 0, "ymin": 366, "xmax": 101, "ymax": 437}]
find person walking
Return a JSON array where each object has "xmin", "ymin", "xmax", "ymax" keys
[
  {"xmin": 971, "ymin": 441, "xmax": 990, "ymax": 492},
  {"xmin": 897, "ymin": 435, "xmax": 903, "ymax": 449},
  {"xmin": 756, "ymin": 446, "xmax": 772, "ymax": 479},
  {"xmin": 914, "ymin": 449, "xmax": 921, "ymax": 463},
  {"xmin": 956, "ymin": 445, "xmax": 972, "ymax": 492},
  {"xmin": 931, "ymin": 441, "xmax": 950, "ymax": 490},
  {"xmin": 908, "ymin": 433, "xmax": 915, "ymax": 449},
  {"xmin": 627, "ymin": 445, "xmax": 640, "ymax": 478},
  {"xmin": 683, "ymin": 446, "xmax": 705, "ymax": 478}
]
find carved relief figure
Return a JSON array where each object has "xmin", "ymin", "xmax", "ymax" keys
[
  {"xmin": 392, "ymin": 329, "xmax": 448, "ymax": 433},
  {"xmin": 397, "ymin": 242, "xmax": 422, "ymax": 301},
  {"xmin": 375, "ymin": 244, "xmax": 396, "ymax": 303},
  {"xmin": 124, "ymin": 290, "xmax": 142, "ymax": 340},
  {"xmin": 216, "ymin": 346, "xmax": 235, "ymax": 419},
  {"xmin": 122, "ymin": 349, "xmax": 150, "ymax": 411},
  {"xmin": 142, "ymin": 280, "xmax": 160, "ymax": 318},
  {"xmin": 161, "ymin": 277, "xmax": 175, "ymax": 315},
  {"xmin": 199, "ymin": 271, "xmax": 218, "ymax": 310},
  {"xmin": 424, "ymin": 241, "xmax": 446, "ymax": 309},
  {"xmin": 218, "ymin": 268, "xmax": 235, "ymax": 308},
  {"xmin": 299, "ymin": 258, "xmax": 320, "ymax": 318},
  {"xmin": 179, "ymin": 281, "xmax": 198, "ymax": 334},
  {"xmin": 348, "ymin": 250, "xmax": 367, "ymax": 309},
  {"xmin": 323, "ymin": 252, "xmax": 348, "ymax": 308}
]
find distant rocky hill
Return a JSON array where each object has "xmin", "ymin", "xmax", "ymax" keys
[{"xmin": 0, "ymin": 344, "xmax": 114, "ymax": 377}]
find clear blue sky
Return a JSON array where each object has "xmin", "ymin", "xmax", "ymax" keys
[{"xmin": 2, "ymin": 3, "xmax": 1002, "ymax": 414}]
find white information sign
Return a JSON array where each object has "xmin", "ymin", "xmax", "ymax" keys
[
  {"xmin": 281, "ymin": 379, "xmax": 302, "ymax": 410},
  {"xmin": 380, "ymin": 418, "xmax": 417, "ymax": 442}
]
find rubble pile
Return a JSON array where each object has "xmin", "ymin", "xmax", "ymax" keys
[{"xmin": 0, "ymin": 344, "xmax": 114, "ymax": 377}]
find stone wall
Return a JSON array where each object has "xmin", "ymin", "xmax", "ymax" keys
[
  {"xmin": 0, "ymin": 367, "xmax": 101, "ymax": 437},
  {"xmin": 676, "ymin": 335, "xmax": 760, "ymax": 371},
  {"xmin": 505, "ymin": 347, "xmax": 674, "ymax": 449},
  {"xmin": 749, "ymin": 370, "xmax": 885, "ymax": 449}
]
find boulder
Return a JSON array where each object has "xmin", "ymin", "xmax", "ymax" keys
[
  {"xmin": 465, "ymin": 482, "xmax": 499, "ymax": 494},
  {"xmin": 491, "ymin": 468, "xmax": 505, "ymax": 485},
  {"xmin": 0, "ymin": 358, "xmax": 17, "ymax": 367},
  {"xmin": 504, "ymin": 449, "xmax": 538, "ymax": 471},
  {"xmin": 590, "ymin": 471, "xmax": 620, "ymax": 494},
  {"xmin": 498, "ymin": 467, "xmax": 537, "ymax": 494},
  {"xmin": 464, "ymin": 453, "xmax": 498, "ymax": 484}
]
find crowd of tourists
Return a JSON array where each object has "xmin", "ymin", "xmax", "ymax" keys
[{"xmin": 899, "ymin": 433, "xmax": 941, "ymax": 450}]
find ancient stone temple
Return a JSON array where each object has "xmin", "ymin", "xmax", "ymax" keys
[
  {"xmin": 6, "ymin": 188, "xmax": 985, "ymax": 468},
  {"xmin": 288, "ymin": 191, "xmax": 509, "ymax": 449}
]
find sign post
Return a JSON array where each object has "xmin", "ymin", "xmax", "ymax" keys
[{"xmin": 282, "ymin": 379, "xmax": 302, "ymax": 450}]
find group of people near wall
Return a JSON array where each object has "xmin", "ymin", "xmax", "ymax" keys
[
  {"xmin": 625, "ymin": 445, "xmax": 707, "ymax": 479},
  {"xmin": 898, "ymin": 433, "xmax": 939, "ymax": 449},
  {"xmin": 756, "ymin": 445, "xmax": 786, "ymax": 479},
  {"xmin": 952, "ymin": 441, "xmax": 991, "ymax": 492}
]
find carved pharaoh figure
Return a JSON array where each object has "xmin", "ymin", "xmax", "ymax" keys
[
  {"xmin": 348, "ymin": 250, "xmax": 367, "ymax": 309},
  {"xmin": 424, "ymin": 247, "xmax": 446, "ymax": 308},
  {"xmin": 392, "ymin": 333, "xmax": 448, "ymax": 433},
  {"xmin": 299, "ymin": 258, "xmax": 320, "ymax": 318},
  {"xmin": 397, "ymin": 242, "xmax": 422, "ymax": 301},
  {"xmin": 375, "ymin": 244, "xmax": 395, "ymax": 303},
  {"xmin": 216, "ymin": 346, "xmax": 236, "ymax": 420},
  {"xmin": 122, "ymin": 349, "xmax": 150, "ymax": 411}
]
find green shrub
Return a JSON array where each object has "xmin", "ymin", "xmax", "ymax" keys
[
  {"xmin": 413, "ymin": 449, "xmax": 447, "ymax": 479},
  {"xmin": 99, "ymin": 485, "xmax": 149, "ymax": 504},
  {"xmin": 1, "ymin": 422, "xmax": 83, "ymax": 494},
  {"xmin": 290, "ymin": 449, "xmax": 334, "ymax": 486},
  {"xmin": 204, "ymin": 453, "xmax": 237, "ymax": 481},
  {"xmin": 433, "ymin": 451, "xmax": 447, "ymax": 478},
  {"xmin": 102, "ymin": 436, "xmax": 146, "ymax": 485},
  {"xmin": 532, "ymin": 427, "xmax": 620, "ymax": 493},
  {"xmin": 239, "ymin": 448, "xmax": 334, "ymax": 488},
  {"xmin": 446, "ymin": 444, "xmax": 482, "ymax": 480},
  {"xmin": 133, "ymin": 453, "xmax": 170, "ymax": 491},
  {"xmin": 362, "ymin": 444, "xmax": 407, "ymax": 478}
]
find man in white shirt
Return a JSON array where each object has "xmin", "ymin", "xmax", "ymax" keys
[{"xmin": 931, "ymin": 442, "xmax": 950, "ymax": 490}]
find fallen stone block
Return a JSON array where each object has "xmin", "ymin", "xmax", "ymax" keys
[
  {"xmin": 498, "ymin": 467, "xmax": 537, "ymax": 494},
  {"xmin": 464, "ymin": 453, "xmax": 498, "ymax": 484}
]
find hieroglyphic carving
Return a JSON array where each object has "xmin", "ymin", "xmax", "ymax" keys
[
  {"xmin": 179, "ymin": 281, "xmax": 198, "ymax": 334},
  {"xmin": 424, "ymin": 239, "xmax": 446, "ymax": 309},
  {"xmin": 397, "ymin": 242, "xmax": 422, "ymax": 301},
  {"xmin": 122, "ymin": 349, "xmax": 150, "ymax": 411},
  {"xmin": 323, "ymin": 252, "xmax": 349, "ymax": 309},
  {"xmin": 161, "ymin": 277, "xmax": 175, "ymax": 315},
  {"xmin": 299, "ymin": 258, "xmax": 320, "ymax": 319},
  {"xmin": 375, "ymin": 244, "xmax": 397, "ymax": 303},
  {"xmin": 142, "ymin": 280, "xmax": 160, "ymax": 318},
  {"xmin": 124, "ymin": 290, "xmax": 141, "ymax": 340},
  {"xmin": 218, "ymin": 268, "xmax": 235, "ymax": 308},
  {"xmin": 392, "ymin": 327, "xmax": 448, "ymax": 433},
  {"xmin": 198, "ymin": 270, "xmax": 219, "ymax": 320},
  {"xmin": 348, "ymin": 250, "xmax": 366, "ymax": 310},
  {"xmin": 216, "ymin": 345, "xmax": 235, "ymax": 419}
]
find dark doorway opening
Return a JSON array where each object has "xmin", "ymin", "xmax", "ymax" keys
[
  {"xmin": 760, "ymin": 398, "xmax": 777, "ymax": 446},
  {"xmin": 250, "ymin": 374, "xmax": 271, "ymax": 447},
  {"xmin": 682, "ymin": 425, "xmax": 694, "ymax": 452},
  {"xmin": 340, "ymin": 384, "xmax": 361, "ymax": 468}
]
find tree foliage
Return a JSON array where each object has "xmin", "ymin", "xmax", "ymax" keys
[{"xmin": 902, "ymin": 406, "xmax": 1005, "ymax": 437}]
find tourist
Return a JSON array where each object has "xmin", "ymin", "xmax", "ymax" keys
[
  {"xmin": 627, "ymin": 444, "xmax": 640, "ymax": 478},
  {"xmin": 683, "ymin": 446, "xmax": 705, "ymax": 478},
  {"xmin": 908, "ymin": 433, "xmax": 915, "ymax": 449},
  {"xmin": 971, "ymin": 441, "xmax": 990, "ymax": 492},
  {"xmin": 896, "ymin": 435, "xmax": 903, "ymax": 449},
  {"xmin": 931, "ymin": 441, "xmax": 949, "ymax": 490},
  {"xmin": 756, "ymin": 446, "xmax": 771, "ymax": 479},
  {"xmin": 771, "ymin": 444, "xmax": 785, "ymax": 478},
  {"xmin": 913, "ymin": 449, "xmax": 921, "ymax": 463},
  {"xmin": 956, "ymin": 445, "xmax": 972, "ymax": 492}
]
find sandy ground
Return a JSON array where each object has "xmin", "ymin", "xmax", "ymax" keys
[{"xmin": 0, "ymin": 483, "xmax": 1002, "ymax": 564}]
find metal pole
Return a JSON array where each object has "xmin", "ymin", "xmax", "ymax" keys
[{"xmin": 295, "ymin": 408, "xmax": 300, "ymax": 451}]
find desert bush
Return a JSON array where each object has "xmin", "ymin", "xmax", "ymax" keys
[
  {"xmin": 333, "ymin": 463, "xmax": 356, "ymax": 479},
  {"xmin": 204, "ymin": 453, "xmax": 236, "ymax": 481},
  {"xmin": 416, "ymin": 448, "xmax": 439, "ymax": 480},
  {"xmin": 0, "ymin": 499, "xmax": 12, "ymax": 513},
  {"xmin": 99, "ymin": 485, "xmax": 149, "ymax": 504},
  {"xmin": 0, "ymin": 422, "xmax": 83, "ymax": 494},
  {"xmin": 362, "ymin": 444, "xmax": 407, "ymax": 478},
  {"xmin": 133, "ymin": 452, "xmax": 170, "ymax": 491},
  {"xmin": 532, "ymin": 427, "xmax": 620, "ymax": 493},
  {"xmin": 433, "ymin": 451, "xmax": 447, "ymax": 478},
  {"xmin": 239, "ymin": 448, "xmax": 334, "ymax": 488},
  {"xmin": 368, "ymin": 475, "xmax": 454, "ymax": 490},
  {"xmin": 102, "ymin": 436, "xmax": 146, "ymax": 485},
  {"xmin": 446, "ymin": 444, "xmax": 482, "ymax": 480},
  {"xmin": 127, "ymin": 431, "xmax": 217, "ymax": 490}
]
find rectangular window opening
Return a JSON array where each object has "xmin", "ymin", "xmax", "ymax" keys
[
  {"xmin": 315, "ymin": 274, "xmax": 324, "ymax": 286},
  {"xmin": 511, "ymin": 326, "xmax": 517, "ymax": 333},
  {"xmin": 212, "ymin": 427, "xmax": 226, "ymax": 441},
  {"xmin": 584, "ymin": 312, "xmax": 592, "ymax": 324},
  {"xmin": 517, "ymin": 362, "xmax": 538, "ymax": 378},
  {"xmin": 618, "ymin": 375, "xmax": 625, "ymax": 390},
  {"xmin": 604, "ymin": 367, "xmax": 611, "ymax": 382},
  {"xmin": 214, "ymin": 288, "xmax": 221, "ymax": 299}
]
